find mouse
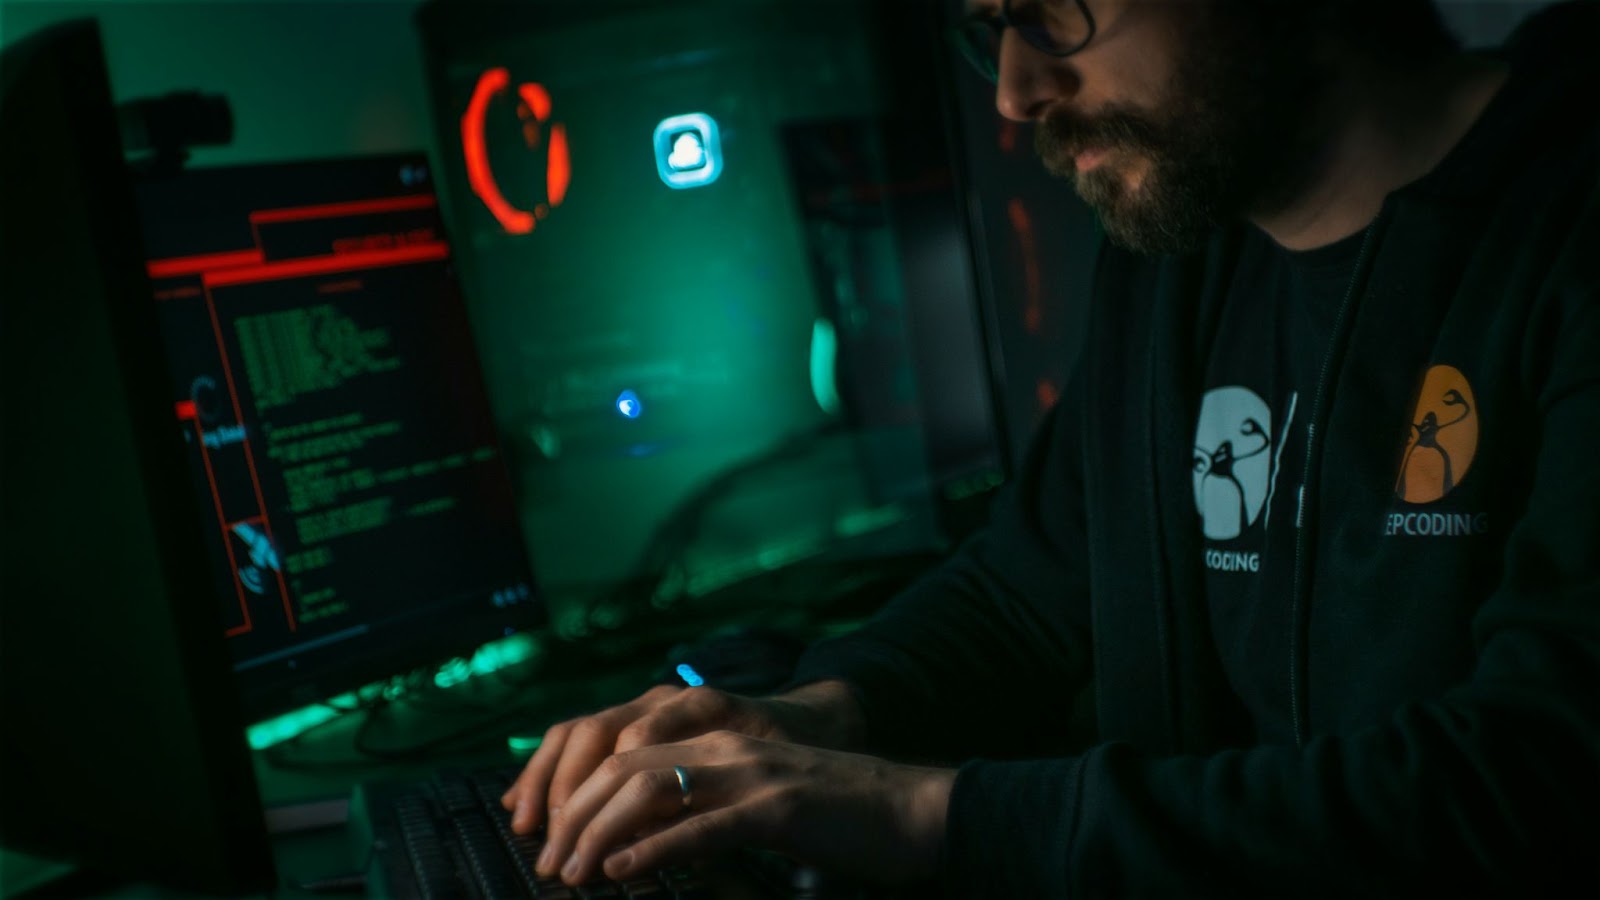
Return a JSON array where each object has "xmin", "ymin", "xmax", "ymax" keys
[{"xmin": 661, "ymin": 624, "xmax": 809, "ymax": 696}]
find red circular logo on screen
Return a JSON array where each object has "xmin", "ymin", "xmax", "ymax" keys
[{"xmin": 461, "ymin": 68, "xmax": 570, "ymax": 235}]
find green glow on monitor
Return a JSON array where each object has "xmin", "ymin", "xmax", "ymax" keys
[
  {"xmin": 246, "ymin": 697, "xmax": 349, "ymax": 751},
  {"xmin": 809, "ymin": 317, "xmax": 841, "ymax": 416},
  {"xmin": 245, "ymin": 632, "xmax": 541, "ymax": 750},
  {"xmin": 834, "ymin": 504, "xmax": 910, "ymax": 539}
]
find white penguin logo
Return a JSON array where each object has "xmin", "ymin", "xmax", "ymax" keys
[{"xmin": 1193, "ymin": 387, "xmax": 1277, "ymax": 541}]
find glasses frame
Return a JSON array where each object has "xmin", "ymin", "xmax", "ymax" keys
[{"xmin": 953, "ymin": 0, "xmax": 1098, "ymax": 83}]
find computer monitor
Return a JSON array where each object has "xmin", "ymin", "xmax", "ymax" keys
[
  {"xmin": 132, "ymin": 152, "xmax": 544, "ymax": 721},
  {"xmin": 0, "ymin": 20, "xmax": 276, "ymax": 894},
  {"xmin": 414, "ymin": 0, "xmax": 1008, "ymax": 608}
]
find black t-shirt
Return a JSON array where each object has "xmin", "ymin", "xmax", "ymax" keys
[{"xmin": 1195, "ymin": 226, "xmax": 1367, "ymax": 744}]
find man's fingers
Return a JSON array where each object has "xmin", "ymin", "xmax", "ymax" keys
[
  {"xmin": 550, "ymin": 731, "xmax": 753, "ymax": 854},
  {"xmin": 502, "ymin": 686, "xmax": 691, "ymax": 836},
  {"xmin": 601, "ymin": 803, "xmax": 757, "ymax": 884},
  {"xmin": 505, "ymin": 721, "xmax": 571, "ymax": 833},
  {"xmin": 614, "ymin": 688, "xmax": 733, "ymax": 754},
  {"xmin": 566, "ymin": 759, "xmax": 716, "ymax": 877},
  {"xmin": 555, "ymin": 766, "xmax": 724, "ymax": 884},
  {"xmin": 539, "ymin": 742, "xmax": 737, "ymax": 879},
  {"xmin": 545, "ymin": 717, "xmax": 626, "ymax": 821},
  {"xmin": 614, "ymin": 712, "xmax": 675, "ymax": 755},
  {"xmin": 539, "ymin": 750, "xmax": 667, "ymax": 877},
  {"xmin": 502, "ymin": 723, "xmax": 562, "ymax": 812}
]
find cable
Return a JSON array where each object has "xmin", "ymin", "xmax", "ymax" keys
[
  {"xmin": 259, "ymin": 695, "xmax": 390, "ymax": 771},
  {"xmin": 257, "ymin": 657, "xmax": 560, "ymax": 769},
  {"xmin": 349, "ymin": 697, "xmax": 539, "ymax": 763},
  {"xmin": 579, "ymin": 423, "xmax": 847, "ymax": 633}
]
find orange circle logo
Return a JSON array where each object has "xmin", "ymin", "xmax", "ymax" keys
[{"xmin": 1395, "ymin": 365, "xmax": 1479, "ymax": 504}]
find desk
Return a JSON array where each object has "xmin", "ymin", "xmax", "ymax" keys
[
  {"xmin": 3, "ymin": 617, "xmax": 896, "ymax": 899},
  {"xmin": 259, "ymin": 653, "xmax": 660, "ymax": 896}
]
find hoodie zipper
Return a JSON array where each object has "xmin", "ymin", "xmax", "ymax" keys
[{"xmin": 1288, "ymin": 220, "xmax": 1380, "ymax": 748}]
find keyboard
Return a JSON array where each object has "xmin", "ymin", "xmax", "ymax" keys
[{"xmin": 349, "ymin": 767, "xmax": 717, "ymax": 899}]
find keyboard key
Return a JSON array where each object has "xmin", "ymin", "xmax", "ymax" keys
[
  {"xmin": 658, "ymin": 867, "xmax": 710, "ymax": 900},
  {"xmin": 536, "ymin": 881, "xmax": 577, "ymax": 899},
  {"xmin": 472, "ymin": 770, "xmax": 513, "ymax": 798},
  {"xmin": 457, "ymin": 819, "xmax": 522, "ymax": 899},
  {"xmin": 437, "ymin": 775, "xmax": 480, "ymax": 815}
]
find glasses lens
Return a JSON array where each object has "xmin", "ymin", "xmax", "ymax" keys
[
  {"xmin": 953, "ymin": 16, "xmax": 1001, "ymax": 81},
  {"xmin": 1009, "ymin": 0, "xmax": 1092, "ymax": 55}
]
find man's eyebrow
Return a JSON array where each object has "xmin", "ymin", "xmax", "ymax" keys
[{"xmin": 964, "ymin": 0, "xmax": 1002, "ymax": 17}]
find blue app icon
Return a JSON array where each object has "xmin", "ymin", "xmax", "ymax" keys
[{"xmin": 654, "ymin": 113, "xmax": 722, "ymax": 189}]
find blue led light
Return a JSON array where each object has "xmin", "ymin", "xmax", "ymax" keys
[
  {"xmin": 617, "ymin": 390, "xmax": 643, "ymax": 419},
  {"xmin": 675, "ymin": 663, "xmax": 705, "ymax": 687}
]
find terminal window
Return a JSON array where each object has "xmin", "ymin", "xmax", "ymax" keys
[{"xmin": 136, "ymin": 155, "xmax": 536, "ymax": 708}]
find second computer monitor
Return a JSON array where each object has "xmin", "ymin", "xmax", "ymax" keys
[{"xmin": 135, "ymin": 154, "xmax": 542, "ymax": 720}]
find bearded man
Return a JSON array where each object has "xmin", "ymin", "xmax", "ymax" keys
[{"xmin": 502, "ymin": 1, "xmax": 1600, "ymax": 894}]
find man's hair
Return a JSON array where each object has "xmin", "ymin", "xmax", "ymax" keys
[{"xmin": 1223, "ymin": 0, "xmax": 1462, "ymax": 69}]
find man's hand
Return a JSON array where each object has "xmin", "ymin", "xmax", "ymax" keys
[
  {"xmin": 533, "ymin": 729, "xmax": 955, "ymax": 887},
  {"xmin": 501, "ymin": 680, "xmax": 864, "ymax": 834}
]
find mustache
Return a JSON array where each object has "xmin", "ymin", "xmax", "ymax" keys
[{"xmin": 1035, "ymin": 107, "xmax": 1169, "ymax": 174}]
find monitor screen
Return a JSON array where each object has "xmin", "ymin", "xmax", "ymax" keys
[{"xmin": 134, "ymin": 153, "xmax": 541, "ymax": 718}]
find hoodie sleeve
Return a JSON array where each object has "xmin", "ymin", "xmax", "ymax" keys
[
  {"xmin": 940, "ymin": 236, "xmax": 1600, "ymax": 896},
  {"xmin": 785, "ymin": 361, "xmax": 1096, "ymax": 763}
]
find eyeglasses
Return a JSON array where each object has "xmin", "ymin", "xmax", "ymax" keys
[{"xmin": 951, "ymin": 0, "xmax": 1098, "ymax": 83}]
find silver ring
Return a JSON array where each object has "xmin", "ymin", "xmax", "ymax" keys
[{"xmin": 673, "ymin": 765, "xmax": 693, "ymax": 809}]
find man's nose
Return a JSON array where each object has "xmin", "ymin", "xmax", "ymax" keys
[{"xmin": 994, "ymin": 30, "xmax": 1078, "ymax": 122}]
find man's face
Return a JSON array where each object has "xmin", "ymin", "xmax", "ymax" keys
[{"xmin": 982, "ymin": 0, "xmax": 1327, "ymax": 255}]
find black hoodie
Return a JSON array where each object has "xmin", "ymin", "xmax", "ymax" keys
[{"xmin": 789, "ymin": 2, "xmax": 1600, "ymax": 894}]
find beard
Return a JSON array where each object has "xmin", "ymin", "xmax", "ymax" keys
[{"xmin": 1036, "ymin": 8, "xmax": 1334, "ymax": 255}]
